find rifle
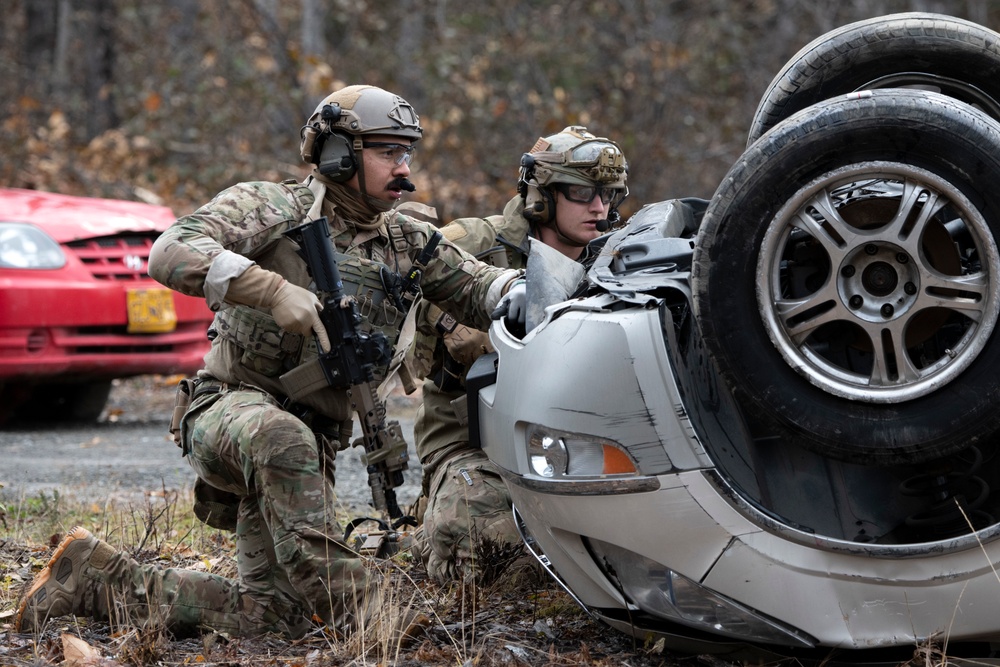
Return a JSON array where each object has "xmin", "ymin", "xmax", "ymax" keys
[{"xmin": 282, "ymin": 216, "xmax": 414, "ymax": 521}]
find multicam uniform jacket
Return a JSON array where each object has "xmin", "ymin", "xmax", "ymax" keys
[{"xmin": 149, "ymin": 178, "xmax": 519, "ymax": 428}]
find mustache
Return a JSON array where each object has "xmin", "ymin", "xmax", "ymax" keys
[{"xmin": 389, "ymin": 177, "xmax": 416, "ymax": 192}]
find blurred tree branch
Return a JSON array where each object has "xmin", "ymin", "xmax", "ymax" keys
[{"xmin": 2, "ymin": 0, "xmax": 998, "ymax": 219}]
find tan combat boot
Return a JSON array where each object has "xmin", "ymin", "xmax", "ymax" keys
[{"xmin": 16, "ymin": 526, "xmax": 119, "ymax": 632}]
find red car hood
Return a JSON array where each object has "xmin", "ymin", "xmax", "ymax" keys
[{"xmin": 0, "ymin": 187, "xmax": 177, "ymax": 242}]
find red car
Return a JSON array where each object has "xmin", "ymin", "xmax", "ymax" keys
[{"xmin": 0, "ymin": 188, "xmax": 213, "ymax": 422}]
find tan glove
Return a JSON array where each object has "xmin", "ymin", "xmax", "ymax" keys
[
  {"xmin": 225, "ymin": 264, "xmax": 331, "ymax": 352},
  {"xmin": 442, "ymin": 324, "xmax": 493, "ymax": 367},
  {"xmin": 270, "ymin": 282, "xmax": 331, "ymax": 352}
]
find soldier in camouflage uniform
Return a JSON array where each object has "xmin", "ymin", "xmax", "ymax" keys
[
  {"xmin": 15, "ymin": 85, "xmax": 525, "ymax": 639},
  {"xmin": 405, "ymin": 126, "xmax": 629, "ymax": 582}
]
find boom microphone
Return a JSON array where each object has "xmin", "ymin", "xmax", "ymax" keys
[{"xmin": 596, "ymin": 218, "xmax": 610, "ymax": 232}]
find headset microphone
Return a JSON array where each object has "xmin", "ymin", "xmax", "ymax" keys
[{"xmin": 596, "ymin": 218, "xmax": 610, "ymax": 232}]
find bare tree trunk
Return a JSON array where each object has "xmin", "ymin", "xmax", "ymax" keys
[
  {"xmin": 243, "ymin": 0, "xmax": 303, "ymax": 140},
  {"xmin": 80, "ymin": 0, "xmax": 118, "ymax": 140},
  {"xmin": 164, "ymin": 0, "xmax": 200, "ymax": 140},
  {"xmin": 25, "ymin": 0, "xmax": 57, "ymax": 75},
  {"xmin": 53, "ymin": 0, "xmax": 72, "ymax": 93},
  {"xmin": 395, "ymin": 0, "xmax": 427, "ymax": 110},
  {"xmin": 300, "ymin": 0, "xmax": 327, "ymax": 112},
  {"xmin": 24, "ymin": 0, "xmax": 59, "ymax": 130},
  {"xmin": 301, "ymin": 0, "xmax": 325, "ymax": 59}
]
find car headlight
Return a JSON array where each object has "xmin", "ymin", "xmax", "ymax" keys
[
  {"xmin": 0, "ymin": 223, "xmax": 66, "ymax": 269},
  {"xmin": 588, "ymin": 538, "xmax": 816, "ymax": 648},
  {"xmin": 526, "ymin": 425, "xmax": 637, "ymax": 478}
]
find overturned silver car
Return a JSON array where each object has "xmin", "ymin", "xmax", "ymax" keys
[{"xmin": 471, "ymin": 12, "xmax": 1000, "ymax": 661}]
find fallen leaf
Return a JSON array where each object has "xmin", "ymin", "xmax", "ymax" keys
[{"xmin": 61, "ymin": 633, "xmax": 101, "ymax": 665}]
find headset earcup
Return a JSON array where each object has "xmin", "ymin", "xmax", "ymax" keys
[
  {"xmin": 522, "ymin": 185, "xmax": 554, "ymax": 225},
  {"xmin": 317, "ymin": 132, "xmax": 357, "ymax": 182}
]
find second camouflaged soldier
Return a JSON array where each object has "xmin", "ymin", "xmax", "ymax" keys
[
  {"xmin": 16, "ymin": 84, "xmax": 525, "ymax": 639},
  {"xmin": 406, "ymin": 126, "xmax": 629, "ymax": 582}
]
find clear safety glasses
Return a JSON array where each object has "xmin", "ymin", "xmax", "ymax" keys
[{"xmin": 362, "ymin": 142, "xmax": 415, "ymax": 166}]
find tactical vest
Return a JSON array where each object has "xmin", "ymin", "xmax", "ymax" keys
[{"xmin": 212, "ymin": 221, "xmax": 411, "ymax": 390}]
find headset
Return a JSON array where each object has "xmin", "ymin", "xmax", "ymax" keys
[
  {"xmin": 517, "ymin": 153, "xmax": 556, "ymax": 225},
  {"xmin": 308, "ymin": 103, "xmax": 359, "ymax": 182}
]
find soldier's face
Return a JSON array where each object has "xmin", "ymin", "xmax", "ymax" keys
[
  {"xmin": 347, "ymin": 134, "xmax": 414, "ymax": 203},
  {"xmin": 551, "ymin": 187, "xmax": 609, "ymax": 246}
]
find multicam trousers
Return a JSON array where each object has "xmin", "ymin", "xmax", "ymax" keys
[
  {"xmin": 94, "ymin": 388, "xmax": 372, "ymax": 637},
  {"xmin": 412, "ymin": 382, "xmax": 519, "ymax": 583}
]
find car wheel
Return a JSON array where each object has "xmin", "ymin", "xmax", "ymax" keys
[
  {"xmin": 747, "ymin": 12, "xmax": 1000, "ymax": 146},
  {"xmin": 692, "ymin": 89, "xmax": 1000, "ymax": 466},
  {"xmin": 21, "ymin": 381, "xmax": 114, "ymax": 423}
]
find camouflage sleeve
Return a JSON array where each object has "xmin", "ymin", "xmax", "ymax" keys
[
  {"xmin": 395, "ymin": 215, "xmax": 519, "ymax": 331},
  {"xmin": 148, "ymin": 181, "xmax": 313, "ymax": 298},
  {"xmin": 438, "ymin": 215, "xmax": 506, "ymax": 257},
  {"xmin": 412, "ymin": 215, "xmax": 503, "ymax": 335}
]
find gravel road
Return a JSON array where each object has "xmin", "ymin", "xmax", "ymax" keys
[{"xmin": 0, "ymin": 376, "xmax": 424, "ymax": 515}]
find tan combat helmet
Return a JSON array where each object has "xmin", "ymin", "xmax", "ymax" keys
[{"xmin": 299, "ymin": 84, "xmax": 422, "ymax": 182}]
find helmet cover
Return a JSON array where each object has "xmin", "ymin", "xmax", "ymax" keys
[
  {"xmin": 526, "ymin": 126, "xmax": 627, "ymax": 188},
  {"xmin": 300, "ymin": 85, "xmax": 422, "ymax": 164}
]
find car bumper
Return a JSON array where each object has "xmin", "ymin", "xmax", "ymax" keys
[{"xmin": 0, "ymin": 273, "xmax": 210, "ymax": 380}]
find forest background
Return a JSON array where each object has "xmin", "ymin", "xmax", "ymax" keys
[{"xmin": 2, "ymin": 0, "xmax": 998, "ymax": 224}]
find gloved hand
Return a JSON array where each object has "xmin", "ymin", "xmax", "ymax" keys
[
  {"xmin": 269, "ymin": 282, "xmax": 330, "ymax": 352},
  {"xmin": 412, "ymin": 449, "xmax": 521, "ymax": 583},
  {"xmin": 224, "ymin": 264, "xmax": 331, "ymax": 352},
  {"xmin": 490, "ymin": 279, "xmax": 526, "ymax": 323},
  {"xmin": 442, "ymin": 324, "xmax": 493, "ymax": 367}
]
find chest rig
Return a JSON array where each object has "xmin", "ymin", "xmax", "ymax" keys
[{"xmin": 212, "ymin": 218, "xmax": 413, "ymax": 390}]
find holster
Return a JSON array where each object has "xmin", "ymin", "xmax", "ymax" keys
[{"xmin": 169, "ymin": 378, "xmax": 196, "ymax": 447}]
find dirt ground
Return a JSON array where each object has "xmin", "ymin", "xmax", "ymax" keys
[{"xmin": 0, "ymin": 377, "xmax": 692, "ymax": 666}]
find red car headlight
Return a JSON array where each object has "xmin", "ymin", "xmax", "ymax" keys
[{"xmin": 0, "ymin": 223, "xmax": 66, "ymax": 269}]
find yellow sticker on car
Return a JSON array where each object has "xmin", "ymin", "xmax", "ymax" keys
[{"xmin": 126, "ymin": 288, "xmax": 177, "ymax": 334}]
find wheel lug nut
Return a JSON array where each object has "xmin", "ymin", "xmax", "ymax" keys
[
  {"xmin": 865, "ymin": 244, "xmax": 878, "ymax": 255},
  {"xmin": 881, "ymin": 303, "xmax": 895, "ymax": 318},
  {"xmin": 841, "ymin": 265, "xmax": 856, "ymax": 277},
  {"xmin": 904, "ymin": 282, "xmax": 916, "ymax": 295},
  {"xmin": 896, "ymin": 252, "xmax": 909, "ymax": 264},
  {"xmin": 849, "ymin": 295, "xmax": 864, "ymax": 309}
]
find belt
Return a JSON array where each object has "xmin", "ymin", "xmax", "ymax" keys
[
  {"xmin": 192, "ymin": 377, "xmax": 344, "ymax": 442},
  {"xmin": 191, "ymin": 377, "xmax": 228, "ymax": 400}
]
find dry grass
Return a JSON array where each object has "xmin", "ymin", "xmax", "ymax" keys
[{"xmin": 0, "ymin": 487, "xmax": 675, "ymax": 666}]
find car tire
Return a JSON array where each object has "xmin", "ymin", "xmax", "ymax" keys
[
  {"xmin": 692, "ymin": 89, "xmax": 1000, "ymax": 466},
  {"xmin": 747, "ymin": 12, "xmax": 1000, "ymax": 146},
  {"xmin": 22, "ymin": 381, "xmax": 114, "ymax": 423}
]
